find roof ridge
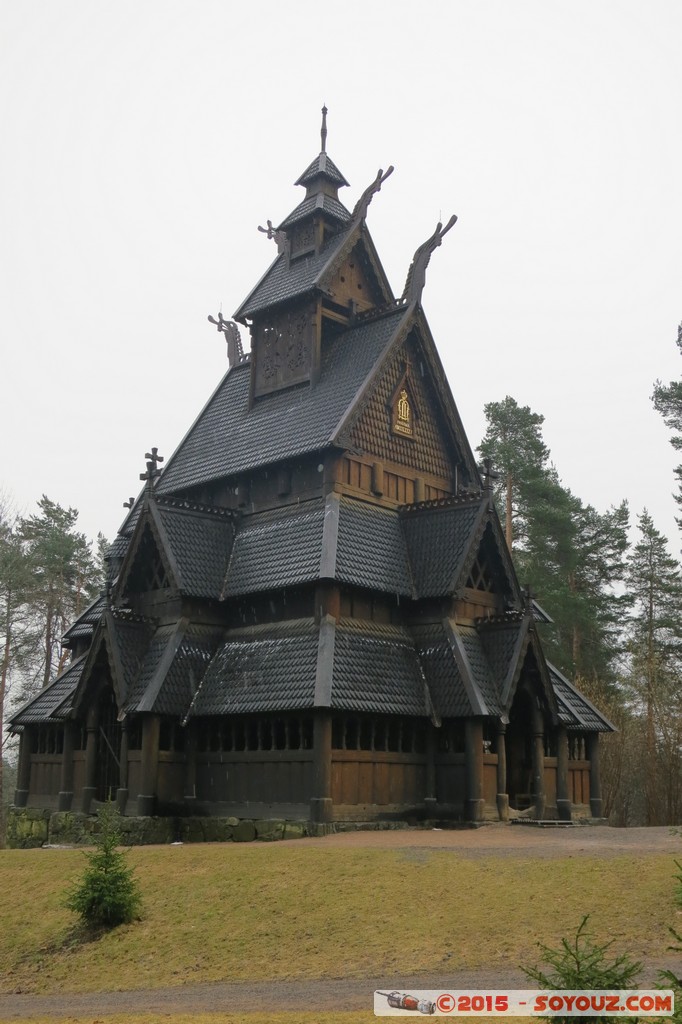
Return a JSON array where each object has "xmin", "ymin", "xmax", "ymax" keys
[
  {"xmin": 110, "ymin": 607, "xmax": 157, "ymax": 626},
  {"xmin": 155, "ymin": 495, "xmax": 238, "ymax": 519},
  {"xmin": 354, "ymin": 298, "xmax": 409, "ymax": 323},
  {"xmin": 400, "ymin": 492, "xmax": 483, "ymax": 515}
]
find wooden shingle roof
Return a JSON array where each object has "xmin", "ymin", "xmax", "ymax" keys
[{"xmin": 157, "ymin": 306, "xmax": 407, "ymax": 495}]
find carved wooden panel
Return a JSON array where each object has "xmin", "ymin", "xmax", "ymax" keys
[
  {"xmin": 289, "ymin": 221, "xmax": 315, "ymax": 257},
  {"xmin": 253, "ymin": 304, "xmax": 314, "ymax": 396},
  {"xmin": 324, "ymin": 243, "xmax": 378, "ymax": 313}
]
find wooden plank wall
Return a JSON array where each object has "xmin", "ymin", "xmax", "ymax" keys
[
  {"xmin": 195, "ymin": 751, "xmax": 314, "ymax": 804},
  {"xmin": 331, "ymin": 750, "xmax": 426, "ymax": 807}
]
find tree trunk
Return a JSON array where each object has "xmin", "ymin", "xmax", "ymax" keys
[
  {"xmin": 0, "ymin": 590, "xmax": 11, "ymax": 846},
  {"xmin": 505, "ymin": 472, "xmax": 513, "ymax": 550}
]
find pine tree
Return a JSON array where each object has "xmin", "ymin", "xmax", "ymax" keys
[
  {"xmin": 652, "ymin": 323, "xmax": 682, "ymax": 529},
  {"xmin": 624, "ymin": 510, "xmax": 682, "ymax": 824},
  {"xmin": 478, "ymin": 400, "xmax": 629, "ymax": 681},
  {"xmin": 477, "ymin": 395, "xmax": 550, "ymax": 550},
  {"xmin": 0, "ymin": 500, "xmax": 37, "ymax": 842},
  {"xmin": 17, "ymin": 496, "xmax": 100, "ymax": 694}
]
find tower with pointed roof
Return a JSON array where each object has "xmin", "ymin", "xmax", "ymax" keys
[{"xmin": 9, "ymin": 111, "xmax": 612, "ymax": 836}]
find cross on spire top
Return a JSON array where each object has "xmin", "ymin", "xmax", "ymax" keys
[{"xmin": 140, "ymin": 447, "xmax": 164, "ymax": 487}]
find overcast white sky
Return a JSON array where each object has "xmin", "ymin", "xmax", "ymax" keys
[{"xmin": 2, "ymin": 0, "xmax": 681, "ymax": 551}]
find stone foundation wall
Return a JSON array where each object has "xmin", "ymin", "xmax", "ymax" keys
[
  {"xmin": 5, "ymin": 806, "xmax": 412, "ymax": 848},
  {"xmin": 5, "ymin": 807, "xmax": 315, "ymax": 848}
]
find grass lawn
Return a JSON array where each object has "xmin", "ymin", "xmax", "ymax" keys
[{"xmin": 0, "ymin": 842, "xmax": 677, "ymax": 999}]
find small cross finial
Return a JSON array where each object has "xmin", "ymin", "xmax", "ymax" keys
[
  {"xmin": 140, "ymin": 447, "xmax": 164, "ymax": 487},
  {"xmin": 480, "ymin": 457, "xmax": 500, "ymax": 511},
  {"xmin": 481, "ymin": 457, "xmax": 499, "ymax": 488},
  {"xmin": 523, "ymin": 583, "xmax": 535, "ymax": 612},
  {"xmin": 123, "ymin": 496, "xmax": 135, "ymax": 509},
  {"xmin": 321, "ymin": 105, "xmax": 328, "ymax": 153}
]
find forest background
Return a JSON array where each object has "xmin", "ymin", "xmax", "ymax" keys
[{"xmin": 2, "ymin": 329, "xmax": 682, "ymax": 833}]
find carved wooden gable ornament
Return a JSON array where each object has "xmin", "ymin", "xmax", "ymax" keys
[{"xmin": 389, "ymin": 368, "xmax": 419, "ymax": 439}]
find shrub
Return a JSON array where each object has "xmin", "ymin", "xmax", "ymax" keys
[
  {"xmin": 64, "ymin": 803, "xmax": 141, "ymax": 928},
  {"xmin": 674, "ymin": 860, "xmax": 682, "ymax": 907},
  {"xmin": 523, "ymin": 915, "xmax": 642, "ymax": 1023}
]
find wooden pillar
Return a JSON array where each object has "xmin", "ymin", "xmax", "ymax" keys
[
  {"xmin": 57, "ymin": 723, "xmax": 76, "ymax": 811},
  {"xmin": 136, "ymin": 714, "xmax": 160, "ymax": 816},
  {"xmin": 465, "ymin": 718, "xmax": 484, "ymax": 822},
  {"xmin": 81, "ymin": 706, "xmax": 98, "ymax": 813},
  {"xmin": 532, "ymin": 705, "xmax": 546, "ymax": 820},
  {"xmin": 184, "ymin": 723, "xmax": 198, "ymax": 805},
  {"xmin": 587, "ymin": 733, "xmax": 603, "ymax": 819},
  {"xmin": 13, "ymin": 729, "xmax": 32, "ymax": 807},
  {"xmin": 556, "ymin": 727, "xmax": 572, "ymax": 821},
  {"xmin": 424, "ymin": 725, "xmax": 437, "ymax": 817},
  {"xmin": 310, "ymin": 711, "xmax": 332, "ymax": 823},
  {"xmin": 496, "ymin": 723, "xmax": 509, "ymax": 822},
  {"xmin": 116, "ymin": 722, "xmax": 129, "ymax": 814}
]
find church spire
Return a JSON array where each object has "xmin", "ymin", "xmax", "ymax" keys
[
  {"xmin": 320, "ymin": 104, "xmax": 328, "ymax": 153},
  {"xmin": 293, "ymin": 106, "xmax": 350, "ymax": 196}
]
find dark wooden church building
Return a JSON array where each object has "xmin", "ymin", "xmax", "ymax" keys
[{"xmin": 10, "ymin": 111, "xmax": 612, "ymax": 826}]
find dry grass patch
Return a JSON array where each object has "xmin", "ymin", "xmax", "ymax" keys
[
  {"xmin": 0, "ymin": 844, "xmax": 675, "ymax": 996},
  {"xmin": 18, "ymin": 1016, "xmax": 371, "ymax": 1024}
]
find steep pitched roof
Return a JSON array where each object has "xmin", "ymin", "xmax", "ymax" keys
[
  {"xmin": 335, "ymin": 497, "xmax": 413, "ymax": 596},
  {"xmin": 294, "ymin": 151, "xmax": 349, "ymax": 188},
  {"xmin": 479, "ymin": 616, "xmax": 533, "ymax": 708},
  {"xmin": 152, "ymin": 499, "xmax": 236, "ymax": 599},
  {"xmin": 331, "ymin": 619, "xmax": 432, "ymax": 716},
  {"xmin": 222, "ymin": 493, "xmax": 413, "ymax": 599},
  {"xmin": 234, "ymin": 219, "xmax": 392, "ymax": 322},
  {"xmin": 223, "ymin": 500, "xmax": 326, "ymax": 597},
  {"xmin": 10, "ymin": 654, "xmax": 87, "ymax": 727},
  {"xmin": 157, "ymin": 305, "xmax": 408, "ymax": 495},
  {"xmin": 412, "ymin": 622, "xmax": 479, "ymax": 718},
  {"xmin": 113, "ymin": 496, "xmax": 236, "ymax": 602},
  {"xmin": 334, "ymin": 305, "xmax": 481, "ymax": 488},
  {"xmin": 401, "ymin": 496, "xmax": 487, "ymax": 598},
  {"xmin": 548, "ymin": 663, "xmax": 615, "ymax": 733},
  {"xmin": 234, "ymin": 230, "xmax": 349, "ymax": 321},
  {"xmin": 71, "ymin": 610, "xmax": 157, "ymax": 714},
  {"xmin": 191, "ymin": 619, "xmax": 320, "ymax": 715},
  {"xmin": 279, "ymin": 194, "xmax": 350, "ymax": 230},
  {"xmin": 62, "ymin": 594, "xmax": 105, "ymax": 645},
  {"xmin": 188, "ymin": 617, "xmax": 434, "ymax": 718},
  {"xmin": 122, "ymin": 620, "xmax": 223, "ymax": 716}
]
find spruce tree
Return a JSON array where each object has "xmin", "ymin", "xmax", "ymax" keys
[{"xmin": 65, "ymin": 803, "xmax": 141, "ymax": 928}]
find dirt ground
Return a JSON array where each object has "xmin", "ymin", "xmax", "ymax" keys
[
  {"xmin": 1, "ymin": 824, "xmax": 679, "ymax": 1020},
  {"xmin": 299, "ymin": 820, "xmax": 682, "ymax": 857}
]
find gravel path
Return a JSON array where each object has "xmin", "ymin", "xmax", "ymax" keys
[
  {"xmin": 1, "ymin": 824, "xmax": 679, "ymax": 1019},
  {"xmin": 298, "ymin": 821, "xmax": 682, "ymax": 857}
]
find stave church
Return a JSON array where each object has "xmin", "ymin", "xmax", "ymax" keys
[{"xmin": 10, "ymin": 110, "xmax": 612, "ymax": 827}]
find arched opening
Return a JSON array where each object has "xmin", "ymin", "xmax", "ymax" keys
[
  {"xmin": 95, "ymin": 688, "xmax": 122, "ymax": 802},
  {"xmin": 506, "ymin": 687, "xmax": 534, "ymax": 810}
]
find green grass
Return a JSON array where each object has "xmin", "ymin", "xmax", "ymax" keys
[{"xmin": 0, "ymin": 844, "xmax": 676, "ymax": 997}]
